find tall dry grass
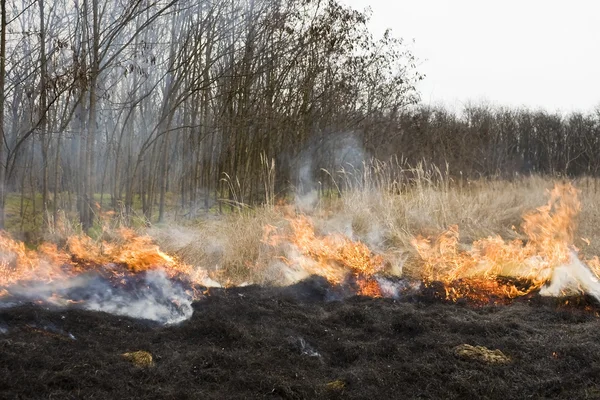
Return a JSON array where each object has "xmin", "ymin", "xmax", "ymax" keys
[
  {"xmin": 150, "ymin": 207, "xmax": 286, "ymax": 286},
  {"xmin": 151, "ymin": 160, "xmax": 600, "ymax": 286}
]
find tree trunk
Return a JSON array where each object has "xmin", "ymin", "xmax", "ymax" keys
[
  {"xmin": 39, "ymin": 0, "xmax": 49, "ymax": 228},
  {"xmin": 0, "ymin": 0, "xmax": 7, "ymax": 229}
]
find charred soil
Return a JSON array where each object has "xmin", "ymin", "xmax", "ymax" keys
[{"xmin": 1, "ymin": 276, "xmax": 600, "ymax": 400}]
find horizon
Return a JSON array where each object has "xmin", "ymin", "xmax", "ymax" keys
[{"xmin": 342, "ymin": 0, "xmax": 600, "ymax": 113}]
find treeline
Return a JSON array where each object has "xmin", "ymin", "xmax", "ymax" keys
[
  {"xmin": 305, "ymin": 104, "xmax": 600, "ymax": 195},
  {"xmin": 0, "ymin": 0, "xmax": 421, "ymax": 230},
  {"xmin": 387, "ymin": 105, "xmax": 600, "ymax": 178}
]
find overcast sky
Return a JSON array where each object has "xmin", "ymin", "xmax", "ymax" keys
[{"xmin": 341, "ymin": 0, "xmax": 600, "ymax": 113}]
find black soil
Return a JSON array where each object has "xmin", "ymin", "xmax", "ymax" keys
[{"xmin": 1, "ymin": 276, "xmax": 600, "ymax": 400}]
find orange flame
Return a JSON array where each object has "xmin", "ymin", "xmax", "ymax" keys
[
  {"xmin": 0, "ymin": 227, "xmax": 200, "ymax": 297},
  {"xmin": 265, "ymin": 215, "xmax": 385, "ymax": 295},
  {"xmin": 67, "ymin": 228, "xmax": 189, "ymax": 274},
  {"xmin": 0, "ymin": 232, "xmax": 41, "ymax": 286},
  {"xmin": 411, "ymin": 183, "xmax": 590, "ymax": 302},
  {"xmin": 1, "ymin": 181, "xmax": 597, "ymax": 306}
]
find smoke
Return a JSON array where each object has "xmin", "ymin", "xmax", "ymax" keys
[
  {"xmin": 540, "ymin": 252, "xmax": 600, "ymax": 301},
  {"xmin": 82, "ymin": 270, "xmax": 193, "ymax": 324},
  {"xmin": 375, "ymin": 277, "xmax": 422, "ymax": 299},
  {"xmin": 28, "ymin": 323, "xmax": 77, "ymax": 340},
  {"xmin": 297, "ymin": 337, "xmax": 322, "ymax": 358},
  {"xmin": 295, "ymin": 154, "xmax": 319, "ymax": 213},
  {"xmin": 1, "ymin": 269, "xmax": 193, "ymax": 325},
  {"xmin": 291, "ymin": 132, "xmax": 390, "ymax": 245},
  {"xmin": 293, "ymin": 132, "xmax": 367, "ymax": 212},
  {"xmin": 148, "ymin": 225, "xmax": 223, "ymax": 287}
]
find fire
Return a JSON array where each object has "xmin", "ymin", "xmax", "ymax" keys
[
  {"xmin": 265, "ymin": 215, "xmax": 385, "ymax": 295},
  {"xmin": 356, "ymin": 278, "xmax": 383, "ymax": 298},
  {"xmin": 1, "ymin": 181, "xmax": 598, "ymax": 316},
  {"xmin": 0, "ymin": 232, "xmax": 46, "ymax": 286},
  {"xmin": 68, "ymin": 228, "xmax": 190, "ymax": 274},
  {"xmin": 0, "ymin": 227, "xmax": 202, "ymax": 297},
  {"xmin": 411, "ymin": 183, "xmax": 594, "ymax": 303},
  {"xmin": 0, "ymin": 225, "xmax": 205, "ymax": 323},
  {"xmin": 262, "ymin": 183, "xmax": 598, "ymax": 302}
]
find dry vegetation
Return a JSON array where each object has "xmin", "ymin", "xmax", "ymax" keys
[{"xmin": 149, "ymin": 162, "xmax": 600, "ymax": 286}]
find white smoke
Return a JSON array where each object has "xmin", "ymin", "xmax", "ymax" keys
[
  {"xmin": 1, "ymin": 269, "xmax": 193, "ymax": 325},
  {"xmin": 375, "ymin": 276, "xmax": 423, "ymax": 299},
  {"xmin": 540, "ymin": 252, "xmax": 600, "ymax": 301},
  {"xmin": 293, "ymin": 132, "xmax": 367, "ymax": 213},
  {"xmin": 295, "ymin": 190, "xmax": 319, "ymax": 213},
  {"xmin": 82, "ymin": 270, "xmax": 193, "ymax": 324},
  {"xmin": 297, "ymin": 337, "xmax": 322, "ymax": 358}
]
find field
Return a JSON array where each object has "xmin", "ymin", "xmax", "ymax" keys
[
  {"xmin": 2, "ymin": 175, "xmax": 600, "ymax": 399},
  {"xmin": 0, "ymin": 0, "xmax": 596, "ymax": 397},
  {"xmin": 152, "ymin": 175, "xmax": 600, "ymax": 286}
]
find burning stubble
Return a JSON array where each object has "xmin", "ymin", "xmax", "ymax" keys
[
  {"xmin": 0, "ymin": 229, "xmax": 203, "ymax": 324},
  {"xmin": 411, "ymin": 183, "xmax": 600, "ymax": 302},
  {"xmin": 1, "ymin": 181, "xmax": 600, "ymax": 323}
]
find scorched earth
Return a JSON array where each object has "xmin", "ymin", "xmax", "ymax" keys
[{"xmin": 1, "ymin": 279, "xmax": 600, "ymax": 399}]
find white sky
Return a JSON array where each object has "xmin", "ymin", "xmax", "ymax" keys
[{"xmin": 341, "ymin": 0, "xmax": 600, "ymax": 112}]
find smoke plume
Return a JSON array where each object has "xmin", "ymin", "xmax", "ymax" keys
[{"xmin": 1, "ymin": 269, "xmax": 193, "ymax": 325}]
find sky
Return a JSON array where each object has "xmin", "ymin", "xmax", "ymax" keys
[{"xmin": 341, "ymin": 0, "xmax": 600, "ymax": 113}]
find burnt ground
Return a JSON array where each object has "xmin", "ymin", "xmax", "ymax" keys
[{"xmin": 1, "ymin": 276, "xmax": 600, "ymax": 399}]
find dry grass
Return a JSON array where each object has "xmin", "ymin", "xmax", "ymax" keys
[
  {"xmin": 150, "ymin": 162, "xmax": 600, "ymax": 286},
  {"xmin": 453, "ymin": 344, "xmax": 511, "ymax": 364},
  {"xmin": 150, "ymin": 207, "xmax": 288, "ymax": 286},
  {"xmin": 122, "ymin": 351, "xmax": 154, "ymax": 368}
]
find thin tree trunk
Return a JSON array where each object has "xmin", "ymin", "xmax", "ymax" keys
[
  {"xmin": 158, "ymin": 131, "xmax": 169, "ymax": 222},
  {"xmin": 52, "ymin": 133, "xmax": 62, "ymax": 225},
  {"xmin": 39, "ymin": 0, "xmax": 49, "ymax": 228},
  {"xmin": 84, "ymin": 0, "xmax": 100, "ymax": 230},
  {"xmin": 0, "ymin": 0, "xmax": 7, "ymax": 229}
]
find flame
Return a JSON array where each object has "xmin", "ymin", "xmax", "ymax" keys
[
  {"xmin": 265, "ymin": 215, "xmax": 385, "ymax": 295},
  {"xmin": 411, "ymin": 183, "xmax": 593, "ymax": 303},
  {"xmin": 67, "ymin": 228, "xmax": 189, "ymax": 274},
  {"xmin": 1, "ymin": 181, "xmax": 598, "ymax": 310},
  {"xmin": 0, "ymin": 232, "xmax": 45, "ymax": 286},
  {"xmin": 0, "ymin": 227, "xmax": 202, "ymax": 296},
  {"xmin": 356, "ymin": 278, "xmax": 383, "ymax": 298}
]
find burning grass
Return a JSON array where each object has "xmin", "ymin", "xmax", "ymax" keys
[
  {"xmin": 3, "ymin": 174, "xmax": 600, "ymax": 320},
  {"xmin": 410, "ymin": 183, "xmax": 597, "ymax": 302},
  {"xmin": 263, "ymin": 215, "xmax": 386, "ymax": 296},
  {"xmin": 4, "ymin": 175, "xmax": 600, "ymax": 397},
  {"xmin": 0, "ymin": 227, "xmax": 200, "ymax": 287},
  {"xmin": 0, "ymin": 227, "xmax": 205, "ymax": 324},
  {"xmin": 152, "ymin": 175, "xmax": 600, "ymax": 306}
]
